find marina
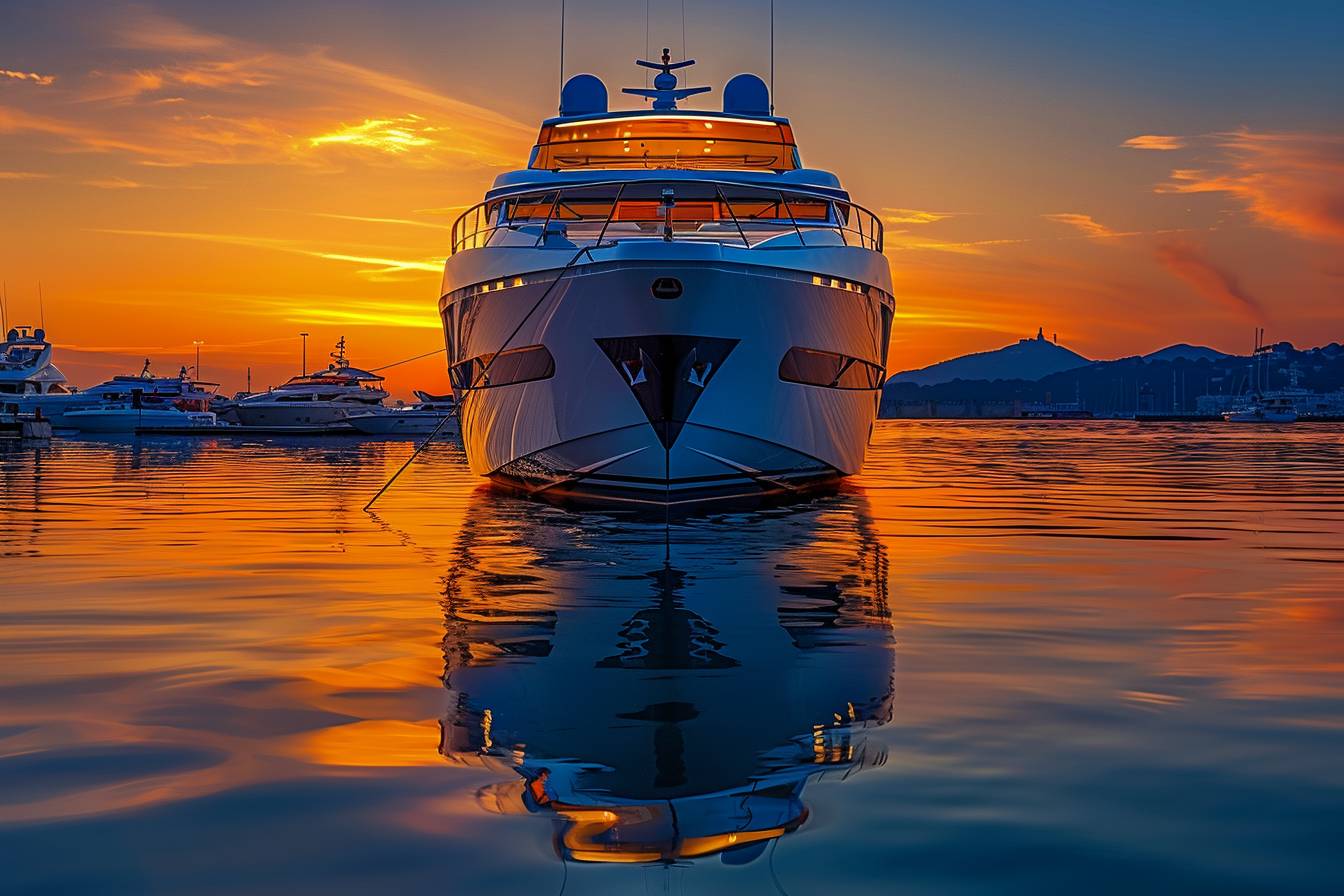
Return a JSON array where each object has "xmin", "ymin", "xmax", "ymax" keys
[
  {"xmin": 3, "ymin": 421, "xmax": 1342, "ymax": 892},
  {"xmin": 4, "ymin": 2, "xmax": 1343, "ymax": 893}
]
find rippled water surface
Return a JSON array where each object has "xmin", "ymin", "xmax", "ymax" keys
[{"xmin": 3, "ymin": 421, "xmax": 1343, "ymax": 894}]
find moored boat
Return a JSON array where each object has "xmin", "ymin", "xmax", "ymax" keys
[
  {"xmin": 233, "ymin": 337, "xmax": 387, "ymax": 427},
  {"xmin": 59, "ymin": 365, "xmax": 220, "ymax": 433},
  {"xmin": 1224, "ymin": 395, "xmax": 1297, "ymax": 423},
  {"xmin": 439, "ymin": 51, "xmax": 894, "ymax": 507},
  {"xmin": 1, "ymin": 326, "xmax": 70, "ymax": 402},
  {"xmin": 345, "ymin": 392, "xmax": 460, "ymax": 436}
]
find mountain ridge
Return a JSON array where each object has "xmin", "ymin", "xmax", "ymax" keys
[{"xmin": 891, "ymin": 328, "xmax": 1090, "ymax": 386}]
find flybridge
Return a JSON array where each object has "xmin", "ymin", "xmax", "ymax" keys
[{"xmin": 530, "ymin": 51, "xmax": 797, "ymax": 172}]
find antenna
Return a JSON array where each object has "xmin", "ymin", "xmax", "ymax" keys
[
  {"xmin": 558, "ymin": 0, "xmax": 566, "ymax": 113},
  {"xmin": 624, "ymin": 49, "xmax": 710, "ymax": 110},
  {"xmin": 38, "ymin": 282, "xmax": 45, "ymax": 330},
  {"xmin": 1, "ymin": 281, "xmax": 7, "ymax": 335},
  {"xmin": 681, "ymin": 0, "xmax": 687, "ymax": 60},
  {"xmin": 770, "ymin": 0, "xmax": 775, "ymax": 114}
]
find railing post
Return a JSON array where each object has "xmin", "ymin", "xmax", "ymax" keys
[
  {"xmin": 537, "ymin": 191, "xmax": 561, "ymax": 248},
  {"xmin": 776, "ymin": 190, "xmax": 807, "ymax": 247},
  {"xmin": 594, "ymin": 182, "xmax": 626, "ymax": 247},
  {"xmin": 715, "ymin": 185, "xmax": 752, "ymax": 249}
]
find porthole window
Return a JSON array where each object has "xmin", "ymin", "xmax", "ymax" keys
[
  {"xmin": 779, "ymin": 347, "xmax": 884, "ymax": 390},
  {"xmin": 452, "ymin": 344, "xmax": 555, "ymax": 391}
]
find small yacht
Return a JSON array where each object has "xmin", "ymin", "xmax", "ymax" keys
[
  {"xmin": 345, "ymin": 391, "xmax": 460, "ymax": 436},
  {"xmin": 0, "ymin": 326, "xmax": 70, "ymax": 400},
  {"xmin": 61, "ymin": 364, "xmax": 219, "ymax": 433},
  {"xmin": 233, "ymin": 337, "xmax": 388, "ymax": 427},
  {"xmin": 438, "ymin": 51, "xmax": 894, "ymax": 506},
  {"xmin": 1224, "ymin": 395, "xmax": 1297, "ymax": 423},
  {"xmin": 22, "ymin": 359, "xmax": 219, "ymax": 428}
]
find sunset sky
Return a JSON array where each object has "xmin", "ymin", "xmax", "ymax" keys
[{"xmin": 2, "ymin": 0, "xmax": 1342, "ymax": 396}]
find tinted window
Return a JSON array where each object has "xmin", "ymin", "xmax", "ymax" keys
[
  {"xmin": 452, "ymin": 344, "xmax": 555, "ymax": 391},
  {"xmin": 779, "ymin": 347, "xmax": 883, "ymax": 390}
]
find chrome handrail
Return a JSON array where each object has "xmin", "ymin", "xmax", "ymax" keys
[{"xmin": 449, "ymin": 177, "xmax": 883, "ymax": 255}]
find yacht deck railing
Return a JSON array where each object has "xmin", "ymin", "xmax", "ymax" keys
[{"xmin": 450, "ymin": 179, "xmax": 883, "ymax": 255}]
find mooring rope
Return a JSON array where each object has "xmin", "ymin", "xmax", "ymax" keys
[
  {"xmin": 362, "ymin": 244, "xmax": 597, "ymax": 512},
  {"xmin": 367, "ymin": 347, "xmax": 445, "ymax": 373}
]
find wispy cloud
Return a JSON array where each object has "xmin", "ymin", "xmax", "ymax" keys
[
  {"xmin": 0, "ymin": 170, "xmax": 50, "ymax": 180},
  {"xmin": 1123, "ymin": 134, "xmax": 1186, "ymax": 151},
  {"xmin": 93, "ymin": 227, "xmax": 442, "ymax": 279},
  {"xmin": 1, "ymin": 10, "xmax": 533, "ymax": 170},
  {"xmin": 1156, "ymin": 129, "xmax": 1344, "ymax": 244},
  {"xmin": 1, "ymin": 68, "xmax": 55, "ymax": 86},
  {"xmin": 884, "ymin": 234, "xmax": 1026, "ymax": 256},
  {"xmin": 1042, "ymin": 213, "xmax": 1118, "ymax": 238},
  {"xmin": 304, "ymin": 212, "xmax": 452, "ymax": 231},
  {"xmin": 83, "ymin": 176, "xmax": 144, "ymax": 189},
  {"xmin": 882, "ymin": 208, "xmax": 959, "ymax": 225},
  {"xmin": 310, "ymin": 115, "xmax": 437, "ymax": 154},
  {"xmin": 1155, "ymin": 240, "xmax": 1266, "ymax": 322}
]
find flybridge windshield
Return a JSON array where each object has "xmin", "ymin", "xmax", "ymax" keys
[{"xmin": 531, "ymin": 116, "xmax": 799, "ymax": 171}]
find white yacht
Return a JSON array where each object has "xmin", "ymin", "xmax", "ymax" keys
[
  {"xmin": 0, "ymin": 326, "xmax": 70, "ymax": 401},
  {"xmin": 346, "ymin": 391, "xmax": 460, "ymax": 436},
  {"xmin": 438, "ymin": 52, "xmax": 894, "ymax": 506},
  {"xmin": 233, "ymin": 337, "xmax": 388, "ymax": 427},
  {"xmin": 20, "ymin": 359, "xmax": 218, "ymax": 428},
  {"xmin": 1224, "ymin": 395, "xmax": 1297, "ymax": 424},
  {"xmin": 60, "ymin": 364, "xmax": 219, "ymax": 433}
]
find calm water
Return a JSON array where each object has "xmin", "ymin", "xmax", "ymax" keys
[{"xmin": 3, "ymin": 421, "xmax": 1343, "ymax": 894}]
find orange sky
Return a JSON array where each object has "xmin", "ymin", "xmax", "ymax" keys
[{"xmin": 2, "ymin": 2, "xmax": 1342, "ymax": 396}]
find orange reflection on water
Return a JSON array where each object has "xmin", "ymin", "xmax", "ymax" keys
[{"xmin": 1, "ymin": 421, "xmax": 1341, "ymax": 851}]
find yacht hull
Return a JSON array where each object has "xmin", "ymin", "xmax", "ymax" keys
[
  {"xmin": 442, "ymin": 255, "xmax": 893, "ymax": 507},
  {"xmin": 64, "ymin": 409, "xmax": 217, "ymax": 433},
  {"xmin": 232, "ymin": 402, "xmax": 370, "ymax": 428},
  {"xmin": 346, "ymin": 411, "xmax": 461, "ymax": 436}
]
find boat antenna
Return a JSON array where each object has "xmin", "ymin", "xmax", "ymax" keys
[
  {"xmin": 38, "ymin": 281, "xmax": 45, "ymax": 330},
  {"xmin": 681, "ymin": 0, "xmax": 687, "ymax": 60},
  {"xmin": 1, "ymin": 281, "xmax": 8, "ymax": 335},
  {"xmin": 558, "ymin": 0, "xmax": 566, "ymax": 113},
  {"xmin": 770, "ymin": 0, "xmax": 775, "ymax": 114}
]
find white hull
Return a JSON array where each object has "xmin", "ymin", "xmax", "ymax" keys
[
  {"xmin": 442, "ymin": 248, "xmax": 893, "ymax": 506},
  {"xmin": 346, "ymin": 411, "xmax": 461, "ymax": 436},
  {"xmin": 232, "ymin": 401, "xmax": 374, "ymax": 428},
  {"xmin": 1224, "ymin": 410, "xmax": 1297, "ymax": 423},
  {"xmin": 64, "ymin": 409, "xmax": 217, "ymax": 433}
]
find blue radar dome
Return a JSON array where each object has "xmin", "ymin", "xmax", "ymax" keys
[
  {"xmin": 723, "ymin": 73, "xmax": 770, "ymax": 116},
  {"xmin": 560, "ymin": 74, "xmax": 608, "ymax": 117}
]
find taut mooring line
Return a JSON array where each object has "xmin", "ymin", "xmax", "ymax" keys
[{"xmin": 363, "ymin": 244, "xmax": 597, "ymax": 512}]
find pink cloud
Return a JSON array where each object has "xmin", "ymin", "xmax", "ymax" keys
[
  {"xmin": 1155, "ymin": 241, "xmax": 1266, "ymax": 322},
  {"xmin": 1157, "ymin": 130, "xmax": 1344, "ymax": 244}
]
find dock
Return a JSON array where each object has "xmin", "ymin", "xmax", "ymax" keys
[{"xmin": 132, "ymin": 424, "xmax": 362, "ymax": 437}]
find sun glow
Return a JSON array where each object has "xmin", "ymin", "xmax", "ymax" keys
[{"xmin": 310, "ymin": 115, "xmax": 437, "ymax": 153}]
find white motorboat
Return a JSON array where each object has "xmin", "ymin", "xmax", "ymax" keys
[
  {"xmin": 1224, "ymin": 395, "xmax": 1298, "ymax": 423},
  {"xmin": 64, "ymin": 405, "xmax": 218, "ymax": 433},
  {"xmin": 438, "ymin": 51, "xmax": 894, "ymax": 507},
  {"xmin": 346, "ymin": 392, "xmax": 460, "ymax": 436},
  {"xmin": 60, "ymin": 364, "xmax": 220, "ymax": 433},
  {"xmin": 20, "ymin": 359, "xmax": 218, "ymax": 427},
  {"xmin": 233, "ymin": 337, "xmax": 388, "ymax": 427},
  {"xmin": 0, "ymin": 326, "xmax": 70, "ymax": 401}
]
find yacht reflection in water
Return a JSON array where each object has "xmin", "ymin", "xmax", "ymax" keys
[{"xmin": 437, "ymin": 491, "xmax": 895, "ymax": 866}]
